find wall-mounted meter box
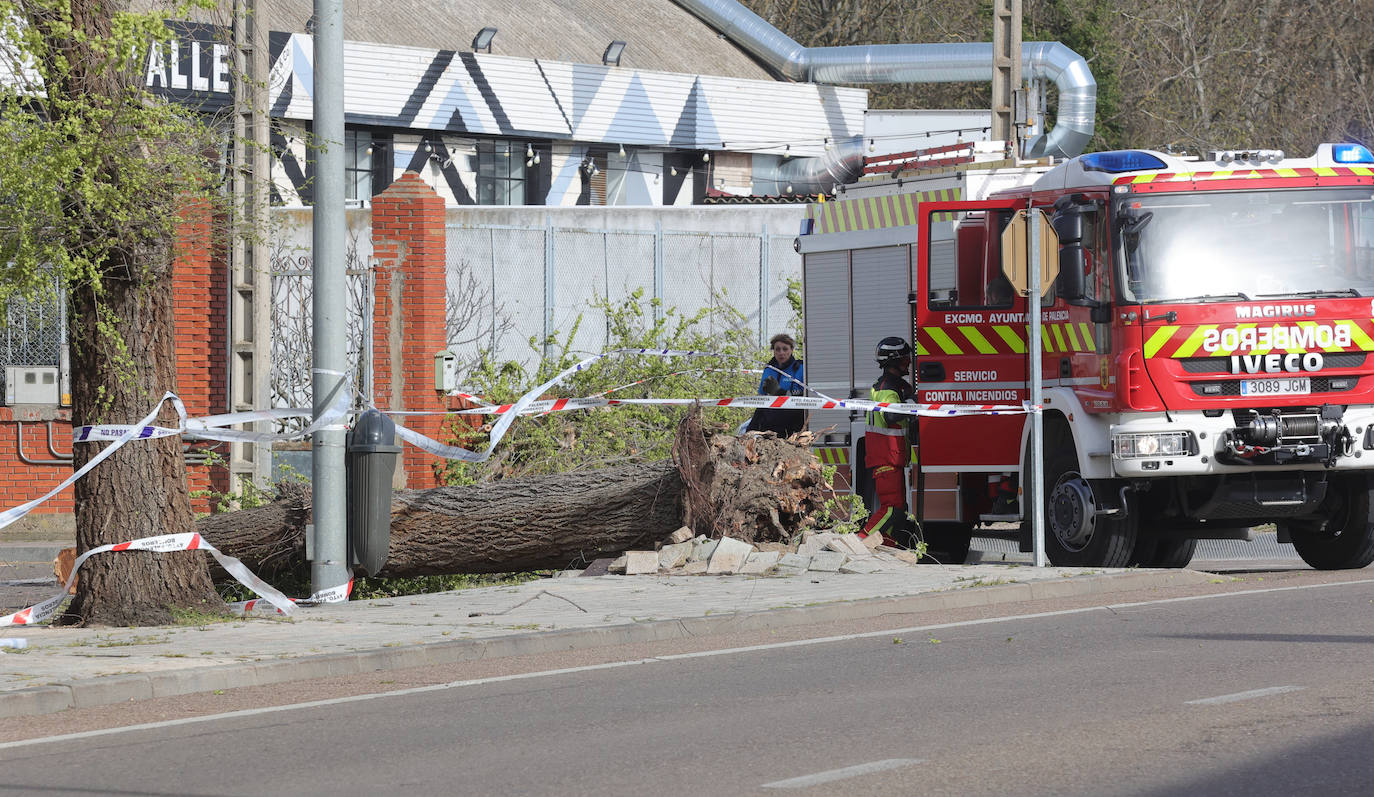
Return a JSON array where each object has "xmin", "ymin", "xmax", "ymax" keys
[
  {"xmin": 434, "ymin": 350, "xmax": 458, "ymax": 392},
  {"xmin": 6, "ymin": 366, "xmax": 60, "ymax": 405}
]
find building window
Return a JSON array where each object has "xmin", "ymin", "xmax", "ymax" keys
[
  {"xmin": 345, "ymin": 130, "xmax": 374, "ymax": 204},
  {"xmin": 476, "ymin": 141, "xmax": 527, "ymax": 205}
]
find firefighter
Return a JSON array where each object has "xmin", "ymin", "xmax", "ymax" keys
[{"xmin": 860, "ymin": 336, "xmax": 917, "ymax": 546}]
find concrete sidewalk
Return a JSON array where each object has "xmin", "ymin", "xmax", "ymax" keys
[{"xmin": 0, "ymin": 553, "xmax": 1215, "ymax": 720}]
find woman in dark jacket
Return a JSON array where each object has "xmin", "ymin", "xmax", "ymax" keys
[{"xmin": 746, "ymin": 333, "xmax": 806, "ymax": 436}]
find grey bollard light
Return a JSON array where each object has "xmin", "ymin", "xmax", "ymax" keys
[{"xmin": 345, "ymin": 409, "xmax": 402, "ymax": 576}]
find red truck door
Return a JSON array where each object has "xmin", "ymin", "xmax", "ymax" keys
[{"xmin": 913, "ymin": 197, "xmax": 1028, "ymax": 519}]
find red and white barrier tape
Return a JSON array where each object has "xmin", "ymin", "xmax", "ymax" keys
[
  {"xmin": 389, "ymin": 348, "xmax": 729, "ymax": 462},
  {"xmin": 445, "ymin": 392, "xmax": 1036, "ymax": 418},
  {"xmin": 227, "ymin": 579, "xmax": 354, "ymax": 616},
  {"xmin": 0, "ymin": 532, "xmax": 305, "ymax": 627}
]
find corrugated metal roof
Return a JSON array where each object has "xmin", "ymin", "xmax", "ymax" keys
[{"xmin": 248, "ymin": 0, "xmax": 777, "ymax": 81}]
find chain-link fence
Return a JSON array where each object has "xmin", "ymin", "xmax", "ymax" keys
[{"xmin": 445, "ymin": 219, "xmax": 802, "ymax": 371}]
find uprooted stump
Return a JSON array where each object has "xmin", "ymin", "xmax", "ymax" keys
[
  {"xmin": 673, "ymin": 407, "xmax": 832, "ymax": 544},
  {"xmin": 198, "ymin": 407, "xmax": 833, "ymax": 578}
]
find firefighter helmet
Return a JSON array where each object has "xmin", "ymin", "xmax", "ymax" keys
[{"xmin": 875, "ymin": 336, "xmax": 912, "ymax": 365}]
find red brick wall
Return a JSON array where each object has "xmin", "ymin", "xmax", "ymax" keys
[
  {"xmin": 0, "ymin": 407, "xmax": 76, "ymax": 515},
  {"xmin": 172, "ymin": 200, "xmax": 231, "ymax": 508},
  {"xmin": 371, "ymin": 172, "xmax": 448, "ymax": 488},
  {"xmin": 0, "ymin": 201, "xmax": 229, "ymax": 526}
]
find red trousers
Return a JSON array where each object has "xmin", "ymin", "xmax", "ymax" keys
[{"xmin": 861, "ymin": 464, "xmax": 907, "ymax": 540}]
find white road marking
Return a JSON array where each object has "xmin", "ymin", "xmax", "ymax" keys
[
  {"xmin": 1, "ymin": 577, "xmax": 1368, "ymax": 752},
  {"xmin": 761, "ymin": 759, "xmax": 924, "ymax": 789},
  {"xmin": 1186, "ymin": 685, "xmax": 1305, "ymax": 705}
]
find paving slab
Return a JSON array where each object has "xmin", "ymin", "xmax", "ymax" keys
[
  {"xmin": 740, "ymin": 551, "xmax": 781, "ymax": 575},
  {"xmin": 707, "ymin": 537, "xmax": 754, "ymax": 574}
]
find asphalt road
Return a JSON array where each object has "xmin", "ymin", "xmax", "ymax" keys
[{"xmin": 3, "ymin": 570, "xmax": 1373, "ymax": 796}]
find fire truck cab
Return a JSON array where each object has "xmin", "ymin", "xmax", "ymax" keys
[{"xmin": 799, "ymin": 142, "xmax": 1374, "ymax": 569}]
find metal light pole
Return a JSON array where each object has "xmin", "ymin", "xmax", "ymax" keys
[
  {"xmin": 310, "ymin": 0, "xmax": 350, "ymax": 594},
  {"xmin": 1028, "ymin": 208, "xmax": 1047, "ymax": 567}
]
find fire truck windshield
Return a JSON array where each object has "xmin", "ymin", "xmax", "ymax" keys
[{"xmin": 1117, "ymin": 187, "xmax": 1374, "ymax": 303}]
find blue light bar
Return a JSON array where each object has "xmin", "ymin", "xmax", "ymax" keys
[
  {"xmin": 1331, "ymin": 143, "xmax": 1374, "ymax": 164},
  {"xmin": 1079, "ymin": 151, "xmax": 1168, "ymax": 174}
]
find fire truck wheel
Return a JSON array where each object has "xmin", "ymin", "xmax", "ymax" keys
[
  {"xmin": 1038, "ymin": 434, "xmax": 1137, "ymax": 567},
  {"xmin": 920, "ymin": 523, "xmax": 973, "ymax": 564},
  {"xmin": 1129, "ymin": 536, "xmax": 1197, "ymax": 568},
  {"xmin": 1289, "ymin": 473, "xmax": 1374, "ymax": 570}
]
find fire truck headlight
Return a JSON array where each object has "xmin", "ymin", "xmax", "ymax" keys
[{"xmin": 1114, "ymin": 431, "xmax": 1197, "ymax": 459}]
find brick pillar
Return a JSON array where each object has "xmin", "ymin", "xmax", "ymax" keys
[
  {"xmin": 172, "ymin": 199, "xmax": 231, "ymax": 507},
  {"xmin": 371, "ymin": 172, "xmax": 448, "ymax": 488}
]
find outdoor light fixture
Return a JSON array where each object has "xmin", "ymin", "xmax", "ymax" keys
[
  {"xmin": 472, "ymin": 27, "xmax": 497, "ymax": 53},
  {"xmin": 603, "ymin": 40, "xmax": 626, "ymax": 66}
]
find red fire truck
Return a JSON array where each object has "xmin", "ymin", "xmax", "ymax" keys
[{"xmin": 798, "ymin": 142, "xmax": 1374, "ymax": 569}]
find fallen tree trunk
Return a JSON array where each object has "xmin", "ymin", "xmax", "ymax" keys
[{"xmin": 198, "ymin": 409, "xmax": 831, "ymax": 578}]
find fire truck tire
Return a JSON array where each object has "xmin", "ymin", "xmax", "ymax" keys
[
  {"xmin": 1130, "ymin": 536, "xmax": 1197, "ymax": 569},
  {"xmin": 1036, "ymin": 431, "xmax": 1137, "ymax": 567},
  {"xmin": 920, "ymin": 523, "xmax": 973, "ymax": 565},
  {"xmin": 1289, "ymin": 473, "xmax": 1374, "ymax": 570}
]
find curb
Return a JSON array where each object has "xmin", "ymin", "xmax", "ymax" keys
[{"xmin": 0, "ymin": 569, "xmax": 1214, "ymax": 720}]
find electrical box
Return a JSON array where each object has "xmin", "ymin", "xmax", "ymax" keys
[
  {"xmin": 5, "ymin": 366, "xmax": 60, "ymax": 405},
  {"xmin": 434, "ymin": 350, "xmax": 458, "ymax": 391}
]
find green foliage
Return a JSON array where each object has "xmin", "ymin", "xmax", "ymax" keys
[
  {"xmin": 190, "ymin": 454, "xmax": 305, "ymax": 515},
  {"xmin": 811, "ymin": 464, "xmax": 869, "ymax": 536},
  {"xmin": 439, "ymin": 289, "xmax": 770, "ymax": 484},
  {"xmin": 0, "ymin": 0, "xmax": 224, "ymax": 304}
]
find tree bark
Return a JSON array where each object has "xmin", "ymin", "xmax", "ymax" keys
[
  {"xmin": 199, "ymin": 412, "xmax": 832, "ymax": 579},
  {"xmin": 63, "ymin": 241, "xmax": 222, "ymax": 626}
]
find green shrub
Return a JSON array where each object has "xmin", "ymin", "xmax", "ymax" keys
[{"xmin": 439, "ymin": 289, "xmax": 778, "ymax": 485}]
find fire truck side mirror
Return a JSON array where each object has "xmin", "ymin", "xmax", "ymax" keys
[{"xmin": 1059, "ymin": 243, "xmax": 1090, "ymax": 304}]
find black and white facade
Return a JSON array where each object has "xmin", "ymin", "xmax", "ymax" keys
[{"xmin": 262, "ymin": 33, "xmax": 866, "ymax": 208}]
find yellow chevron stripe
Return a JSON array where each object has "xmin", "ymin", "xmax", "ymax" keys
[
  {"xmin": 1346, "ymin": 320, "xmax": 1374, "ymax": 352},
  {"xmin": 1063, "ymin": 323, "xmax": 1082, "ymax": 352},
  {"xmin": 1314, "ymin": 167, "xmax": 1337, "ymax": 177},
  {"xmin": 1078, "ymin": 323, "xmax": 1094, "ymax": 350},
  {"xmin": 927, "ymin": 327, "xmax": 963, "ymax": 355},
  {"xmin": 960, "ymin": 326, "xmax": 998, "ymax": 354},
  {"xmin": 994, "ymin": 325, "xmax": 1026, "ymax": 353},
  {"xmin": 1132, "ymin": 174, "xmax": 1156, "ymax": 184},
  {"xmin": 1041, "ymin": 329, "xmax": 1054, "ymax": 352},
  {"xmin": 1144, "ymin": 326, "xmax": 1178, "ymax": 358},
  {"xmin": 1276, "ymin": 168, "xmax": 1300, "ymax": 177},
  {"xmin": 1050, "ymin": 324, "xmax": 1067, "ymax": 352},
  {"xmin": 1173, "ymin": 324, "xmax": 1216, "ymax": 358}
]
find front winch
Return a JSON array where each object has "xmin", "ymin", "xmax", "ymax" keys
[{"xmin": 1219, "ymin": 405, "xmax": 1351, "ymax": 466}]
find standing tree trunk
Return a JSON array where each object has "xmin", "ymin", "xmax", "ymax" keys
[
  {"xmin": 6, "ymin": 0, "xmax": 229, "ymax": 624},
  {"xmin": 62, "ymin": 232, "xmax": 222, "ymax": 626}
]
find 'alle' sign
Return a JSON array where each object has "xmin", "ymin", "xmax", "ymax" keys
[{"xmin": 144, "ymin": 21, "xmax": 232, "ymax": 111}]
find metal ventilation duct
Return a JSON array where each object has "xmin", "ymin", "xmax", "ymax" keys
[{"xmin": 676, "ymin": 0, "xmax": 1097, "ymax": 192}]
